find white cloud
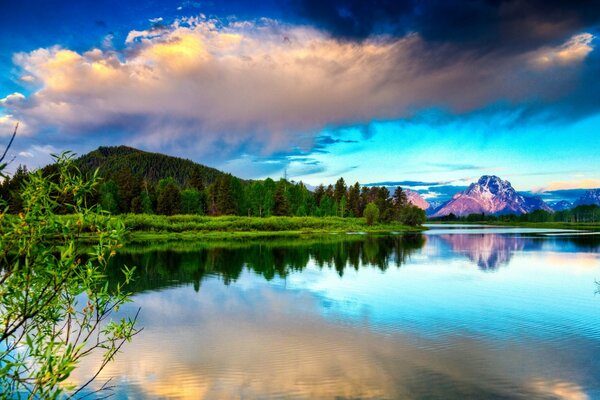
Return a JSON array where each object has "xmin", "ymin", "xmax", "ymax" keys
[
  {"xmin": 0, "ymin": 92, "xmax": 25, "ymax": 106},
  {"xmin": 535, "ymin": 178, "xmax": 600, "ymax": 192},
  {"xmin": 0, "ymin": 115, "xmax": 27, "ymax": 137}
]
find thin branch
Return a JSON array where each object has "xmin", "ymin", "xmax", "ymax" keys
[{"xmin": 0, "ymin": 122, "xmax": 18, "ymax": 165}]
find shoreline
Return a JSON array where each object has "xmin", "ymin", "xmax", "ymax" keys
[{"xmin": 425, "ymin": 220, "xmax": 600, "ymax": 231}]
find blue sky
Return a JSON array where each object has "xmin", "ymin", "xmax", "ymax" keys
[{"xmin": 1, "ymin": 0, "xmax": 599, "ymax": 202}]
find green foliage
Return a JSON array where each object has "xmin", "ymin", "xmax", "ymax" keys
[
  {"xmin": 2, "ymin": 146, "xmax": 427, "ymax": 229},
  {"xmin": 74, "ymin": 145, "xmax": 223, "ymax": 187},
  {"xmin": 157, "ymin": 178, "xmax": 181, "ymax": 216},
  {"xmin": 180, "ymin": 188, "xmax": 204, "ymax": 215},
  {"xmin": 0, "ymin": 153, "xmax": 139, "ymax": 397},
  {"xmin": 213, "ymin": 174, "xmax": 238, "ymax": 215},
  {"xmin": 99, "ymin": 180, "xmax": 120, "ymax": 214},
  {"xmin": 398, "ymin": 205, "xmax": 427, "ymax": 226},
  {"xmin": 364, "ymin": 202, "xmax": 380, "ymax": 226},
  {"xmin": 347, "ymin": 182, "xmax": 361, "ymax": 217},
  {"xmin": 140, "ymin": 190, "xmax": 154, "ymax": 214},
  {"xmin": 273, "ymin": 182, "xmax": 289, "ymax": 216},
  {"xmin": 102, "ymin": 214, "xmax": 422, "ymax": 236}
]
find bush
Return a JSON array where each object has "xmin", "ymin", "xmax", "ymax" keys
[
  {"xmin": 0, "ymin": 153, "xmax": 139, "ymax": 397},
  {"xmin": 399, "ymin": 205, "xmax": 426, "ymax": 226},
  {"xmin": 364, "ymin": 202, "xmax": 379, "ymax": 226}
]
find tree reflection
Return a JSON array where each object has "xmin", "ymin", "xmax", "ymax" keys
[
  {"xmin": 108, "ymin": 235, "xmax": 426, "ymax": 293},
  {"xmin": 107, "ymin": 233, "xmax": 600, "ymax": 291}
]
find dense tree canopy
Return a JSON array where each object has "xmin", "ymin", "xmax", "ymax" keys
[{"xmin": 0, "ymin": 146, "xmax": 433, "ymax": 225}]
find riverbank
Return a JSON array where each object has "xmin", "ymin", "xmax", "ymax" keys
[{"xmin": 120, "ymin": 215, "xmax": 424, "ymax": 241}]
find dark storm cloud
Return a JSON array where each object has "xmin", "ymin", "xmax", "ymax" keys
[{"xmin": 288, "ymin": 0, "xmax": 600, "ymax": 49}]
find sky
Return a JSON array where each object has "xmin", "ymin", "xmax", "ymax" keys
[{"xmin": 0, "ymin": 0, "xmax": 599, "ymax": 202}]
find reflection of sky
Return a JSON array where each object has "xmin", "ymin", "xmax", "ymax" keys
[
  {"xmin": 71, "ymin": 232, "xmax": 600, "ymax": 399},
  {"xmin": 283, "ymin": 245, "xmax": 600, "ymax": 342}
]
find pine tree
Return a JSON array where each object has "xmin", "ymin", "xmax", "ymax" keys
[
  {"xmin": 215, "ymin": 174, "xmax": 237, "ymax": 215},
  {"xmin": 273, "ymin": 183, "xmax": 289, "ymax": 216},
  {"xmin": 347, "ymin": 182, "xmax": 361, "ymax": 217},
  {"xmin": 156, "ymin": 179, "xmax": 181, "ymax": 215}
]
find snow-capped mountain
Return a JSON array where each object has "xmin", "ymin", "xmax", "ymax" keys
[
  {"xmin": 573, "ymin": 189, "xmax": 600, "ymax": 207},
  {"xmin": 405, "ymin": 189, "xmax": 430, "ymax": 210},
  {"xmin": 550, "ymin": 200, "xmax": 572, "ymax": 211},
  {"xmin": 433, "ymin": 175, "xmax": 552, "ymax": 217}
]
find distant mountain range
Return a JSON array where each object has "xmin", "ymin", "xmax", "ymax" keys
[
  {"xmin": 401, "ymin": 175, "xmax": 600, "ymax": 217},
  {"xmin": 548, "ymin": 200, "xmax": 573, "ymax": 211},
  {"xmin": 573, "ymin": 189, "xmax": 600, "ymax": 207}
]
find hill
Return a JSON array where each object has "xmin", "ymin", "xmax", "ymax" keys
[{"xmin": 74, "ymin": 146, "xmax": 225, "ymax": 187}]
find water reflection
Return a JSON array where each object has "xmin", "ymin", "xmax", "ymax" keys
[
  {"xmin": 435, "ymin": 234, "xmax": 528, "ymax": 270},
  {"xmin": 427, "ymin": 231, "xmax": 600, "ymax": 271},
  {"xmin": 108, "ymin": 235, "xmax": 426, "ymax": 293},
  {"xmin": 109, "ymin": 233, "xmax": 600, "ymax": 286},
  {"xmin": 79, "ymin": 231, "xmax": 600, "ymax": 399}
]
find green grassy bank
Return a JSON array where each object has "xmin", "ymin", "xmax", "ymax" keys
[
  {"xmin": 41, "ymin": 214, "xmax": 424, "ymax": 242},
  {"xmin": 121, "ymin": 215, "xmax": 424, "ymax": 241}
]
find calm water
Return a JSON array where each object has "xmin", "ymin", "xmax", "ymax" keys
[{"xmin": 74, "ymin": 226, "xmax": 600, "ymax": 399}]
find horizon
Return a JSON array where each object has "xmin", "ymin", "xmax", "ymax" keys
[
  {"xmin": 20, "ymin": 143, "xmax": 600, "ymax": 206},
  {"xmin": 1, "ymin": 1, "xmax": 599, "ymax": 204}
]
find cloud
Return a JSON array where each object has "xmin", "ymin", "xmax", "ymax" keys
[
  {"xmin": 0, "ymin": 92, "xmax": 25, "ymax": 106},
  {"xmin": 289, "ymin": 0, "xmax": 600, "ymax": 49},
  {"xmin": 2, "ymin": 16, "xmax": 597, "ymax": 161},
  {"xmin": 364, "ymin": 180, "xmax": 446, "ymax": 187},
  {"xmin": 426, "ymin": 162, "xmax": 484, "ymax": 172},
  {"xmin": 0, "ymin": 114, "xmax": 26, "ymax": 137},
  {"xmin": 531, "ymin": 33, "xmax": 595, "ymax": 68},
  {"xmin": 536, "ymin": 179, "xmax": 600, "ymax": 192}
]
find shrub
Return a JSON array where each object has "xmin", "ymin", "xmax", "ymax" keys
[
  {"xmin": 0, "ymin": 153, "xmax": 139, "ymax": 397},
  {"xmin": 364, "ymin": 202, "xmax": 379, "ymax": 226}
]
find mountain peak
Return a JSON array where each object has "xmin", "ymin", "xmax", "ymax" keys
[
  {"xmin": 477, "ymin": 175, "xmax": 503, "ymax": 184},
  {"xmin": 434, "ymin": 175, "xmax": 551, "ymax": 217},
  {"xmin": 474, "ymin": 175, "xmax": 512, "ymax": 193}
]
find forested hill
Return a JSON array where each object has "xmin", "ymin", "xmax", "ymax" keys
[{"xmin": 75, "ymin": 146, "xmax": 225, "ymax": 187}]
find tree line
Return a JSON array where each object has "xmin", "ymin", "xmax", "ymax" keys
[{"xmin": 0, "ymin": 165, "xmax": 426, "ymax": 226}]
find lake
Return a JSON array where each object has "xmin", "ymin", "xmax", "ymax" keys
[{"xmin": 74, "ymin": 226, "xmax": 600, "ymax": 399}]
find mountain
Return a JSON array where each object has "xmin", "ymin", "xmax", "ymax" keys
[
  {"xmin": 550, "ymin": 200, "xmax": 572, "ymax": 211},
  {"xmin": 405, "ymin": 189, "xmax": 430, "ymax": 210},
  {"xmin": 573, "ymin": 189, "xmax": 600, "ymax": 207},
  {"xmin": 73, "ymin": 146, "xmax": 225, "ymax": 186},
  {"xmin": 433, "ymin": 175, "xmax": 552, "ymax": 217}
]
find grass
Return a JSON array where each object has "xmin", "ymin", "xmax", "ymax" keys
[
  {"xmin": 119, "ymin": 214, "xmax": 424, "ymax": 241},
  {"xmin": 38, "ymin": 214, "xmax": 424, "ymax": 242}
]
